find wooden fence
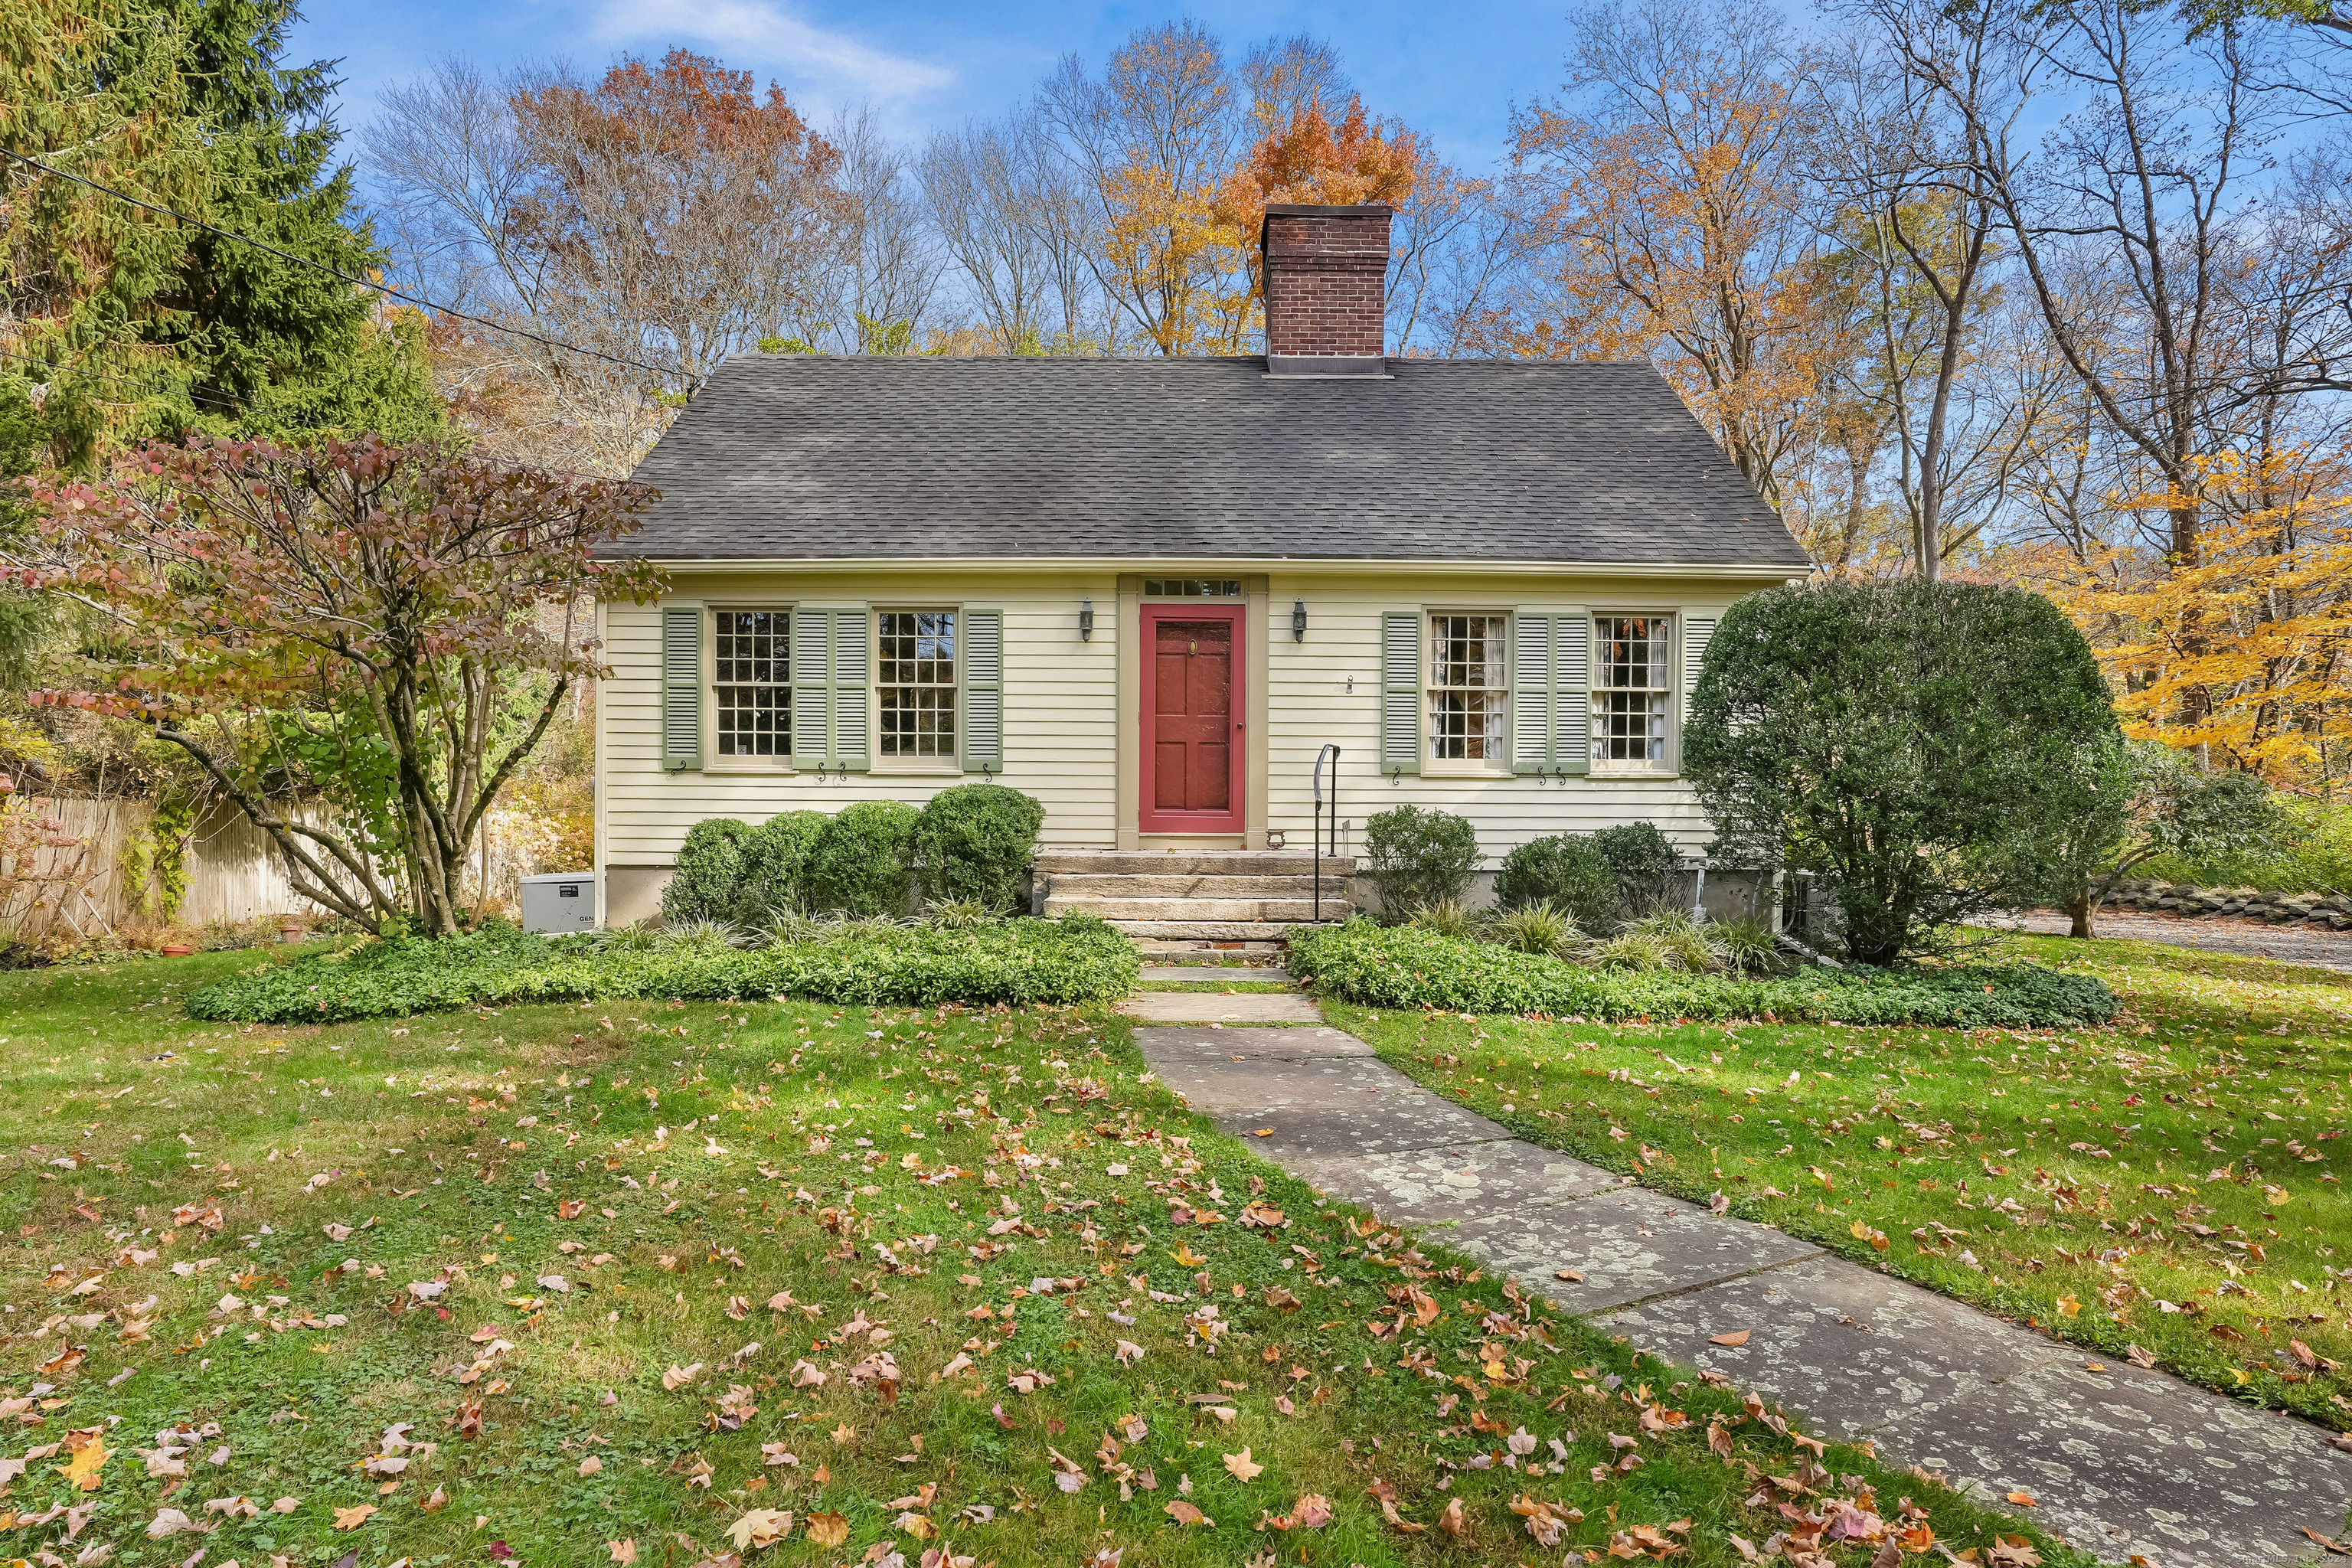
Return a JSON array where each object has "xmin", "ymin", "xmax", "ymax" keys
[{"xmin": 4, "ymin": 796, "xmax": 577, "ymax": 939}]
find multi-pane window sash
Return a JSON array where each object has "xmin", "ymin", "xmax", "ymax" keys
[
  {"xmin": 1592, "ymin": 614, "xmax": 1671, "ymax": 766},
  {"xmin": 1428, "ymin": 614, "xmax": 1508, "ymax": 763},
  {"xmin": 714, "ymin": 610, "xmax": 789, "ymax": 756},
  {"xmin": 879, "ymin": 610, "xmax": 957, "ymax": 757}
]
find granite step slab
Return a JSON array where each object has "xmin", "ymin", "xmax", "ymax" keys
[{"xmin": 1136, "ymin": 965, "xmax": 1292, "ymax": 983}]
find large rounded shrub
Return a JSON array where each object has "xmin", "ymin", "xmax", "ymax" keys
[
  {"xmin": 1493, "ymin": 835, "xmax": 1619, "ymax": 926},
  {"xmin": 913, "ymin": 784, "xmax": 1045, "ymax": 913},
  {"xmin": 805, "ymin": 799, "xmax": 918, "ymax": 916},
  {"xmin": 1684, "ymin": 579, "xmax": 2118, "ymax": 965},
  {"xmin": 1591, "ymin": 822, "xmax": 1677, "ymax": 916},
  {"xmin": 662, "ymin": 818, "xmax": 753, "ymax": 924},
  {"xmin": 1362, "ymin": 805, "xmax": 1481, "ymax": 922},
  {"xmin": 737, "ymin": 810, "xmax": 828, "ymax": 923}
]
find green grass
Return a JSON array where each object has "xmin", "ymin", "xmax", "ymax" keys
[
  {"xmin": 0, "ymin": 948, "xmax": 2077, "ymax": 1566},
  {"xmin": 1325, "ymin": 931, "xmax": 2352, "ymax": 1429}
]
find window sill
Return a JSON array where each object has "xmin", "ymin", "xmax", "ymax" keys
[
  {"xmin": 871, "ymin": 758, "xmax": 962, "ymax": 776},
  {"xmin": 1589, "ymin": 766, "xmax": 1679, "ymax": 780},
  {"xmin": 1423, "ymin": 763, "xmax": 1515, "ymax": 780},
  {"xmin": 705, "ymin": 757, "xmax": 795, "ymax": 774}
]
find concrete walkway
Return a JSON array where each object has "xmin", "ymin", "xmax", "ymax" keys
[{"xmin": 1122, "ymin": 988, "xmax": 2352, "ymax": 1568}]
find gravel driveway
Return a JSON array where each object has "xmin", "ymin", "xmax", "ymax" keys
[{"xmin": 1991, "ymin": 907, "xmax": 2352, "ymax": 973}]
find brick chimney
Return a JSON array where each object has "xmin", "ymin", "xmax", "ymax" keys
[{"xmin": 1259, "ymin": 203, "xmax": 1391, "ymax": 377}]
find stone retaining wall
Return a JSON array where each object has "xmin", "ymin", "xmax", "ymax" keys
[{"xmin": 2103, "ymin": 877, "xmax": 2352, "ymax": 930}]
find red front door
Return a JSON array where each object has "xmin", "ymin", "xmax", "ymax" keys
[{"xmin": 1142, "ymin": 606, "xmax": 1243, "ymax": 833}]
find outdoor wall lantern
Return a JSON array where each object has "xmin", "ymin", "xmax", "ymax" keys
[
  {"xmin": 1291, "ymin": 598, "xmax": 1308, "ymax": 642},
  {"xmin": 1079, "ymin": 599, "xmax": 1095, "ymax": 642}
]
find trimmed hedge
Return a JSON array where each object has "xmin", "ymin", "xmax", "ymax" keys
[
  {"xmin": 1289, "ymin": 920, "xmax": 2116, "ymax": 1029},
  {"xmin": 186, "ymin": 917, "xmax": 1137, "ymax": 1023}
]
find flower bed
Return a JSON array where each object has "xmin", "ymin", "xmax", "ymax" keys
[
  {"xmin": 1289, "ymin": 921, "xmax": 2117, "ymax": 1029},
  {"xmin": 186, "ymin": 917, "xmax": 1137, "ymax": 1023}
]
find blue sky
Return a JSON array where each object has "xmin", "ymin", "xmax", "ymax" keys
[{"xmin": 293, "ymin": 0, "xmax": 1581, "ymax": 174}]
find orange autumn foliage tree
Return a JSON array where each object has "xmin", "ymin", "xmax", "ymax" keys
[
  {"xmin": 2012, "ymin": 446, "xmax": 2352, "ymax": 783},
  {"xmin": 1213, "ymin": 96, "xmax": 1423, "ymax": 315}
]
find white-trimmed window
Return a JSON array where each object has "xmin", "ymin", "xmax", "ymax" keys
[
  {"xmin": 713, "ymin": 609, "xmax": 789, "ymax": 758},
  {"xmin": 1428, "ymin": 613, "xmax": 1508, "ymax": 766},
  {"xmin": 1592, "ymin": 614, "xmax": 1672, "ymax": 770},
  {"xmin": 877, "ymin": 609, "xmax": 957, "ymax": 760}
]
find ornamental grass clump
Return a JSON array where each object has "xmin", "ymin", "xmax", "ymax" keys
[{"xmin": 1490, "ymin": 899, "xmax": 1580, "ymax": 957}]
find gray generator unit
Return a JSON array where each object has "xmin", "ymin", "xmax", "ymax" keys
[{"xmin": 521, "ymin": 871, "xmax": 599, "ymax": 933}]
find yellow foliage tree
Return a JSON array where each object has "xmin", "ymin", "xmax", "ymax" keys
[{"xmin": 2012, "ymin": 445, "xmax": 2352, "ymax": 785}]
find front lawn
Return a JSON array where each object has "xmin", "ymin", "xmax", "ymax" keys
[
  {"xmin": 0, "ymin": 950, "xmax": 2074, "ymax": 1566},
  {"xmin": 1325, "ymin": 931, "xmax": 2352, "ymax": 1428}
]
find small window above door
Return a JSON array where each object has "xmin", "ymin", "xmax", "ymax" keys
[{"xmin": 1144, "ymin": 578, "xmax": 1241, "ymax": 598}]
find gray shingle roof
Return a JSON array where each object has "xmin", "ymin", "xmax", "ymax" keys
[{"xmin": 622, "ymin": 355, "xmax": 1810, "ymax": 568}]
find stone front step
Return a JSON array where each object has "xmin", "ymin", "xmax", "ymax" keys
[
  {"xmin": 1129, "ymin": 937, "xmax": 1288, "ymax": 957},
  {"xmin": 1109, "ymin": 920, "xmax": 1338, "ymax": 939},
  {"xmin": 1035, "ymin": 851, "xmax": 1355, "ymax": 877},
  {"xmin": 1046, "ymin": 895, "xmax": 1351, "ymax": 922},
  {"xmin": 1049, "ymin": 872, "xmax": 1345, "ymax": 898}
]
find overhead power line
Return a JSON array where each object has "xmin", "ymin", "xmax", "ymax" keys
[
  {"xmin": 0, "ymin": 145, "xmax": 684, "ymax": 384},
  {"xmin": 0, "ymin": 343, "xmax": 243, "ymax": 414}
]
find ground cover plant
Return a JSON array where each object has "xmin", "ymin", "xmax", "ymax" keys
[
  {"xmin": 1325, "ymin": 931, "xmax": 2352, "ymax": 1429},
  {"xmin": 185, "ymin": 917, "xmax": 1138, "ymax": 1023},
  {"xmin": 0, "ymin": 952, "xmax": 2078, "ymax": 1566},
  {"xmin": 1292, "ymin": 921, "xmax": 2118, "ymax": 1030}
]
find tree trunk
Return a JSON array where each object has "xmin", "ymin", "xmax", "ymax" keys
[{"xmin": 2066, "ymin": 887, "xmax": 2096, "ymax": 939}]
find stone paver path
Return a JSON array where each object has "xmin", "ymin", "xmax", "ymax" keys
[{"xmin": 1135, "ymin": 995, "xmax": 2352, "ymax": 1568}]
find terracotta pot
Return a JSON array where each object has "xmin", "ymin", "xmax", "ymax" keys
[
  {"xmin": 279, "ymin": 925, "xmax": 305, "ymax": 944},
  {"xmin": 159, "ymin": 944, "xmax": 194, "ymax": 958}
]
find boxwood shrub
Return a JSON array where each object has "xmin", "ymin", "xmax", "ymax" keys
[
  {"xmin": 737, "ymin": 809, "xmax": 828, "ymax": 923},
  {"xmin": 186, "ymin": 916, "xmax": 1137, "ymax": 1024},
  {"xmin": 662, "ymin": 818, "xmax": 753, "ymax": 923},
  {"xmin": 1289, "ymin": 920, "xmax": 2115, "ymax": 1029},
  {"xmin": 913, "ymin": 785, "xmax": 1046, "ymax": 912},
  {"xmin": 805, "ymin": 799, "xmax": 918, "ymax": 916}
]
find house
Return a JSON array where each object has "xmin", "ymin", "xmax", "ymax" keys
[{"xmin": 594, "ymin": 203, "xmax": 1811, "ymax": 934}]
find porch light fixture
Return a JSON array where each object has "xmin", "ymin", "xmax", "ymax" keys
[
  {"xmin": 1080, "ymin": 599, "xmax": 1095, "ymax": 641},
  {"xmin": 1291, "ymin": 598, "xmax": 1308, "ymax": 642}
]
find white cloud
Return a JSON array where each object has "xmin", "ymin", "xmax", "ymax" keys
[{"xmin": 590, "ymin": 0, "xmax": 954, "ymax": 106}]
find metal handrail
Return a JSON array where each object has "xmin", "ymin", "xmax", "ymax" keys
[{"xmin": 1312, "ymin": 744, "xmax": 1340, "ymax": 923}]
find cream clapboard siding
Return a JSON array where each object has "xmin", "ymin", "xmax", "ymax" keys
[
  {"xmin": 602, "ymin": 569, "xmax": 1122, "ymax": 872},
  {"xmin": 599, "ymin": 564, "xmax": 1777, "ymax": 901},
  {"xmin": 1262, "ymin": 570, "xmax": 1733, "ymax": 858}
]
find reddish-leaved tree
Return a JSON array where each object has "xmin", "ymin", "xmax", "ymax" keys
[{"xmin": 25, "ymin": 436, "xmax": 662, "ymax": 936}]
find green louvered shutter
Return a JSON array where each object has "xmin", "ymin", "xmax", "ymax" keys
[
  {"xmin": 831, "ymin": 609, "xmax": 870, "ymax": 771},
  {"xmin": 1681, "ymin": 612, "xmax": 1717, "ymax": 776},
  {"xmin": 1380, "ymin": 611, "xmax": 1422, "ymax": 776},
  {"xmin": 661, "ymin": 606, "xmax": 702, "ymax": 772},
  {"xmin": 1513, "ymin": 612, "xmax": 1553, "ymax": 773},
  {"xmin": 1557, "ymin": 612, "xmax": 1591, "ymax": 776},
  {"xmin": 791, "ymin": 610, "xmax": 831, "ymax": 770},
  {"xmin": 962, "ymin": 609, "xmax": 1004, "ymax": 773},
  {"xmin": 1683, "ymin": 613, "xmax": 1717, "ymax": 690}
]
